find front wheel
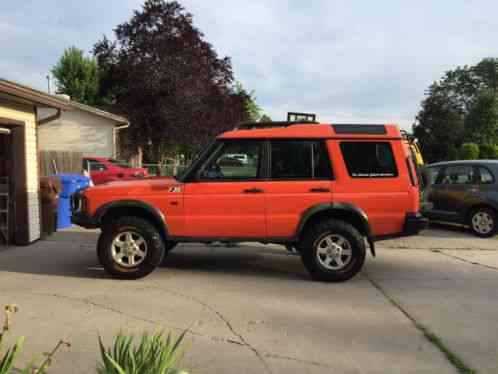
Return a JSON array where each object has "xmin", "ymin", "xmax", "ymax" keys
[
  {"xmin": 97, "ymin": 216, "xmax": 165, "ymax": 279},
  {"xmin": 300, "ymin": 219, "xmax": 366, "ymax": 282},
  {"xmin": 469, "ymin": 208, "xmax": 497, "ymax": 238}
]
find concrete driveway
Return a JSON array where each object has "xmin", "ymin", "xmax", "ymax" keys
[{"xmin": 0, "ymin": 225, "xmax": 497, "ymax": 374}]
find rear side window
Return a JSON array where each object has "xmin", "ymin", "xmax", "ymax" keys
[
  {"xmin": 478, "ymin": 167, "xmax": 495, "ymax": 184},
  {"xmin": 270, "ymin": 140, "xmax": 332, "ymax": 180},
  {"xmin": 340, "ymin": 142, "xmax": 398, "ymax": 178}
]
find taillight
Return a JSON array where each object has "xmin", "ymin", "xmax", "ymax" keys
[{"xmin": 406, "ymin": 157, "xmax": 418, "ymax": 187}]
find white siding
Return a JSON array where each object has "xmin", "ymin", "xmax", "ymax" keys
[
  {"xmin": 0, "ymin": 101, "xmax": 40, "ymax": 242},
  {"xmin": 38, "ymin": 108, "xmax": 116, "ymax": 157}
]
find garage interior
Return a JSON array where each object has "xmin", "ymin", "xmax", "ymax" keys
[{"xmin": 0, "ymin": 121, "xmax": 25, "ymax": 245}]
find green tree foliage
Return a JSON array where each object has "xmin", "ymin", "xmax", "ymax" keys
[
  {"xmin": 235, "ymin": 82, "xmax": 262, "ymax": 122},
  {"xmin": 458, "ymin": 143, "xmax": 480, "ymax": 160},
  {"xmin": 93, "ymin": 0, "xmax": 250, "ymax": 159},
  {"xmin": 479, "ymin": 143, "xmax": 498, "ymax": 159},
  {"xmin": 465, "ymin": 90, "xmax": 498, "ymax": 144},
  {"xmin": 51, "ymin": 47, "xmax": 101, "ymax": 105},
  {"xmin": 259, "ymin": 114, "xmax": 272, "ymax": 122},
  {"xmin": 413, "ymin": 58, "xmax": 498, "ymax": 162}
]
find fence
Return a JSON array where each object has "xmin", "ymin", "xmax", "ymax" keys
[{"xmin": 39, "ymin": 150, "xmax": 83, "ymax": 177}]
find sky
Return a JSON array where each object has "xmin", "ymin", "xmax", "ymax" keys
[{"xmin": 1, "ymin": 0, "xmax": 498, "ymax": 129}]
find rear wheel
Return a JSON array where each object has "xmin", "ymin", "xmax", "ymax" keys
[
  {"xmin": 97, "ymin": 216, "xmax": 165, "ymax": 279},
  {"xmin": 300, "ymin": 219, "xmax": 366, "ymax": 282},
  {"xmin": 469, "ymin": 208, "xmax": 497, "ymax": 238}
]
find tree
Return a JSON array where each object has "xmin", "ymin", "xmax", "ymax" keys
[
  {"xmin": 459, "ymin": 143, "xmax": 480, "ymax": 160},
  {"xmin": 479, "ymin": 143, "xmax": 498, "ymax": 159},
  {"xmin": 51, "ymin": 47, "xmax": 101, "ymax": 105},
  {"xmin": 235, "ymin": 82, "xmax": 262, "ymax": 122},
  {"xmin": 465, "ymin": 89, "xmax": 498, "ymax": 144},
  {"xmin": 260, "ymin": 114, "xmax": 272, "ymax": 122},
  {"xmin": 413, "ymin": 58, "xmax": 498, "ymax": 162},
  {"xmin": 93, "ymin": 0, "xmax": 249, "ymax": 160}
]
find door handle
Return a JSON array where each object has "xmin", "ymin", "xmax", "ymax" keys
[
  {"xmin": 309, "ymin": 187, "xmax": 330, "ymax": 193},
  {"xmin": 243, "ymin": 188, "xmax": 264, "ymax": 193}
]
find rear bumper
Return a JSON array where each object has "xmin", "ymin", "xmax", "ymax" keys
[{"xmin": 403, "ymin": 212, "xmax": 429, "ymax": 236}]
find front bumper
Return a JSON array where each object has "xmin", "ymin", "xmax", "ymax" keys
[
  {"xmin": 71, "ymin": 211, "xmax": 97, "ymax": 229},
  {"xmin": 403, "ymin": 212, "xmax": 429, "ymax": 235}
]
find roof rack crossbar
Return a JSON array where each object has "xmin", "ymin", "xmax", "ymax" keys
[{"xmin": 235, "ymin": 120, "xmax": 319, "ymax": 130}]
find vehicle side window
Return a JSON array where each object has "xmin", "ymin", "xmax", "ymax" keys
[
  {"xmin": 87, "ymin": 159, "xmax": 107, "ymax": 172},
  {"xmin": 478, "ymin": 167, "xmax": 495, "ymax": 184},
  {"xmin": 199, "ymin": 141, "xmax": 262, "ymax": 180},
  {"xmin": 340, "ymin": 142, "xmax": 398, "ymax": 178},
  {"xmin": 440, "ymin": 166, "xmax": 475, "ymax": 185},
  {"xmin": 427, "ymin": 166, "xmax": 442, "ymax": 185},
  {"xmin": 270, "ymin": 140, "xmax": 332, "ymax": 180}
]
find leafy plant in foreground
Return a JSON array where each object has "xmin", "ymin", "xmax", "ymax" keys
[{"xmin": 97, "ymin": 330, "xmax": 188, "ymax": 374}]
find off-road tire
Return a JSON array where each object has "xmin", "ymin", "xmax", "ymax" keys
[
  {"xmin": 300, "ymin": 219, "xmax": 366, "ymax": 282},
  {"xmin": 97, "ymin": 216, "xmax": 165, "ymax": 279},
  {"xmin": 468, "ymin": 207, "xmax": 497, "ymax": 238}
]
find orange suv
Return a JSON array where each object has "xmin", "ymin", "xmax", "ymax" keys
[{"xmin": 72, "ymin": 122, "xmax": 427, "ymax": 282}]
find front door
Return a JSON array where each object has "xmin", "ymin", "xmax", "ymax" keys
[
  {"xmin": 265, "ymin": 140, "xmax": 334, "ymax": 237},
  {"xmin": 184, "ymin": 139, "xmax": 267, "ymax": 238}
]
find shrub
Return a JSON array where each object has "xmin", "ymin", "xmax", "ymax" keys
[
  {"xmin": 97, "ymin": 330, "xmax": 188, "ymax": 374},
  {"xmin": 479, "ymin": 143, "xmax": 498, "ymax": 159},
  {"xmin": 458, "ymin": 143, "xmax": 480, "ymax": 160}
]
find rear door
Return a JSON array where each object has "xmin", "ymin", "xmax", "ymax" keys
[{"xmin": 265, "ymin": 140, "xmax": 334, "ymax": 238}]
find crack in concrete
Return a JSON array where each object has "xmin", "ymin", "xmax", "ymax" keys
[
  {"xmin": 363, "ymin": 273, "xmax": 476, "ymax": 374},
  {"xmin": 28, "ymin": 291, "xmax": 247, "ymax": 348},
  {"xmin": 431, "ymin": 249, "xmax": 498, "ymax": 271},
  {"xmin": 144, "ymin": 283, "xmax": 273, "ymax": 374},
  {"xmin": 262, "ymin": 352, "xmax": 333, "ymax": 369}
]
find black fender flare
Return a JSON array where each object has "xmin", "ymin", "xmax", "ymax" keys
[
  {"xmin": 295, "ymin": 202, "xmax": 375, "ymax": 257},
  {"xmin": 94, "ymin": 200, "xmax": 169, "ymax": 238}
]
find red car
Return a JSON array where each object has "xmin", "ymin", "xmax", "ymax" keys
[{"xmin": 82, "ymin": 157, "xmax": 148, "ymax": 185}]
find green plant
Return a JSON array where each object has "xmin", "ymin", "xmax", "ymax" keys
[
  {"xmin": 97, "ymin": 330, "xmax": 188, "ymax": 374},
  {"xmin": 458, "ymin": 143, "xmax": 480, "ymax": 160},
  {"xmin": 0, "ymin": 305, "xmax": 69, "ymax": 374}
]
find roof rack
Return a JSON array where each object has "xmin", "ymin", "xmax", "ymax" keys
[{"xmin": 235, "ymin": 120, "xmax": 319, "ymax": 130}]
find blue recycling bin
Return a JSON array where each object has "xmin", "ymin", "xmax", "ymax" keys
[{"xmin": 56, "ymin": 173, "xmax": 90, "ymax": 229}]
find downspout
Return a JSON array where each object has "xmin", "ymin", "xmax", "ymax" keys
[{"xmin": 113, "ymin": 123, "xmax": 130, "ymax": 158}]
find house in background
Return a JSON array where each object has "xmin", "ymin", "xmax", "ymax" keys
[
  {"xmin": 38, "ymin": 97, "xmax": 129, "ymax": 158},
  {"xmin": 0, "ymin": 78, "xmax": 70, "ymax": 245}
]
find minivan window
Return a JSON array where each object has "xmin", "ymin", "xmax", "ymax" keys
[
  {"xmin": 340, "ymin": 142, "xmax": 398, "ymax": 178},
  {"xmin": 478, "ymin": 167, "xmax": 495, "ymax": 184},
  {"xmin": 440, "ymin": 165, "xmax": 475, "ymax": 185},
  {"xmin": 270, "ymin": 140, "xmax": 332, "ymax": 180}
]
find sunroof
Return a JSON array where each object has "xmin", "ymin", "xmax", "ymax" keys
[{"xmin": 332, "ymin": 124, "xmax": 387, "ymax": 135}]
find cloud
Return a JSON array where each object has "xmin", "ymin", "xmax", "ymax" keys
[{"xmin": 2, "ymin": 0, "xmax": 498, "ymax": 129}]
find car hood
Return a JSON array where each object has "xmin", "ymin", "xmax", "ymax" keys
[{"xmin": 84, "ymin": 177, "xmax": 180, "ymax": 196}]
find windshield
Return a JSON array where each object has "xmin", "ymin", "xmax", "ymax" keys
[{"xmin": 108, "ymin": 158, "xmax": 132, "ymax": 169}]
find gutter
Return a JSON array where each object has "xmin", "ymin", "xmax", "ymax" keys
[{"xmin": 113, "ymin": 123, "xmax": 130, "ymax": 158}]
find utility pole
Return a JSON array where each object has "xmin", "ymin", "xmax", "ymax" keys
[{"xmin": 46, "ymin": 75, "xmax": 51, "ymax": 94}]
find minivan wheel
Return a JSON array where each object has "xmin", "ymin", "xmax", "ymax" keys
[
  {"xmin": 300, "ymin": 219, "xmax": 366, "ymax": 282},
  {"xmin": 469, "ymin": 208, "xmax": 497, "ymax": 238},
  {"xmin": 97, "ymin": 216, "xmax": 165, "ymax": 279}
]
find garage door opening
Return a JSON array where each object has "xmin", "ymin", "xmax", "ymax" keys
[
  {"xmin": 0, "ymin": 122, "xmax": 27, "ymax": 245},
  {"xmin": 0, "ymin": 130, "xmax": 12, "ymax": 245}
]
